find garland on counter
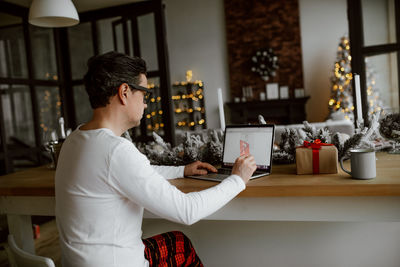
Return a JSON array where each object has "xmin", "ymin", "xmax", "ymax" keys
[
  {"xmin": 135, "ymin": 130, "xmax": 224, "ymax": 165},
  {"xmin": 126, "ymin": 112, "xmax": 398, "ymax": 166},
  {"xmin": 267, "ymin": 111, "xmax": 396, "ymax": 164},
  {"xmin": 379, "ymin": 113, "xmax": 400, "ymax": 140}
]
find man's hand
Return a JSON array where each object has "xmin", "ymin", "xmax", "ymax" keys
[
  {"xmin": 231, "ymin": 154, "xmax": 257, "ymax": 184},
  {"xmin": 184, "ymin": 161, "xmax": 217, "ymax": 176}
]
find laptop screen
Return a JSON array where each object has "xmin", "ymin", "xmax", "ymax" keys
[{"xmin": 222, "ymin": 125, "xmax": 274, "ymax": 171}]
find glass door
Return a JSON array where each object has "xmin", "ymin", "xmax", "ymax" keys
[
  {"xmin": 0, "ymin": 11, "xmax": 59, "ymax": 173},
  {"xmin": 110, "ymin": 8, "xmax": 174, "ymax": 144}
]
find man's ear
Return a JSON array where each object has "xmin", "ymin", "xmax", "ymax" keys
[{"xmin": 118, "ymin": 83, "xmax": 130, "ymax": 105}]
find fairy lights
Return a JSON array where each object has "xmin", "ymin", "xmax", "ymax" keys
[
  {"xmin": 172, "ymin": 71, "xmax": 206, "ymax": 129},
  {"xmin": 144, "ymin": 82, "xmax": 164, "ymax": 134}
]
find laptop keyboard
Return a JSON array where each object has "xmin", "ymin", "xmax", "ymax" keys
[{"xmin": 217, "ymin": 168, "xmax": 231, "ymax": 175}]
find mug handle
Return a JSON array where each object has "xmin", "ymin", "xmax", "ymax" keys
[{"xmin": 339, "ymin": 156, "xmax": 352, "ymax": 175}]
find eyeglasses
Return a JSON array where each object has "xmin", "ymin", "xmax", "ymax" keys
[{"xmin": 127, "ymin": 83, "xmax": 152, "ymax": 104}]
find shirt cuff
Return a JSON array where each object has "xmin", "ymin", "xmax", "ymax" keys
[
  {"xmin": 227, "ymin": 174, "xmax": 246, "ymax": 191},
  {"xmin": 178, "ymin": 166, "xmax": 185, "ymax": 178}
]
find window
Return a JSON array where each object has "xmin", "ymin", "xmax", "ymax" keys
[
  {"xmin": 348, "ymin": 0, "xmax": 400, "ymax": 124},
  {"xmin": 0, "ymin": 0, "xmax": 174, "ymax": 174},
  {"xmin": 0, "ymin": 7, "xmax": 60, "ymax": 173}
]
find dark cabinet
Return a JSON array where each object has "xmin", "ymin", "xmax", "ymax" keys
[{"xmin": 227, "ymin": 97, "xmax": 309, "ymax": 125}]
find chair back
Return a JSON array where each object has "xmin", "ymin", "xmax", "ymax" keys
[{"xmin": 6, "ymin": 235, "xmax": 55, "ymax": 267}]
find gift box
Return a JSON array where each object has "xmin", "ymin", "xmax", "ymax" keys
[{"xmin": 296, "ymin": 140, "xmax": 338, "ymax": 174}]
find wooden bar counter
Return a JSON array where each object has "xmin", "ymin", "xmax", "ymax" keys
[
  {"xmin": 0, "ymin": 152, "xmax": 399, "ymax": 197},
  {"xmin": 171, "ymin": 152, "xmax": 400, "ymax": 197},
  {"xmin": 1, "ymin": 152, "xmax": 400, "ymax": 253}
]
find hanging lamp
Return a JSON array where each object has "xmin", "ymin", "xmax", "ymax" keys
[{"xmin": 29, "ymin": 0, "xmax": 79, "ymax": 27}]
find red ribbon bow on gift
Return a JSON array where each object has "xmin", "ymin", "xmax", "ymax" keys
[{"xmin": 301, "ymin": 139, "xmax": 333, "ymax": 174}]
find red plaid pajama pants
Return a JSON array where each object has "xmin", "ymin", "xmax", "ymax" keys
[{"xmin": 143, "ymin": 231, "xmax": 204, "ymax": 267}]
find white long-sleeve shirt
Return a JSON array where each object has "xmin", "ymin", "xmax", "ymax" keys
[{"xmin": 55, "ymin": 127, "xmax": 245, "ymax": 267}]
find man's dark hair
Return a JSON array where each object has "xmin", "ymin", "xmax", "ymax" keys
[{"xmin": 83, "ymin": 51, "xmax": 147, "ymax": 109}]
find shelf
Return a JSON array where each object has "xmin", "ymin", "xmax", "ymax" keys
[{"xmin": 172, "ymin": 82, "xmax": 207, "ymax": 131}]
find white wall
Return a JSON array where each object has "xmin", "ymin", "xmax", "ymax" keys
[
  {"xmin": 143, "ymin": 219, "xmax": 400, "ymax": 267},
  {"xmin": 299, "ymin": 0, "xmax": 348, "ymax": 122},
  {"xmin": 164, "ymin": 0, "xmax": 230, "ymax": 129}
]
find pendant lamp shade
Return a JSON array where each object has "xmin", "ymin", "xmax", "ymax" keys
[{"xmin": 29, "ymin": 0, "xmax": 79, "ymax": 27}]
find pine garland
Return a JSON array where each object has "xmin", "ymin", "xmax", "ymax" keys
[
  {"xmin": 131, "ymin": 113, "xmax": 397, "ymax": 166},
  {"xmin": 279, "ymin": 128, "xmax": 300, "ymax": 157},
  {"xmin": 380, "ymin": 113, "xmax": 400, "ymax": 140},
  {"xmin": 259, "ymin": 113, "xmax": 389, "ymax": 163},
  {"xmin": 136, "ymin": 130, "xmax": 224, "ymax": 165}
]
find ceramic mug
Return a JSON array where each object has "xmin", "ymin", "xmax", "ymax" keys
[{"xmin": 339, "ymin": 149, "xmax": 376, "ymax": 179}]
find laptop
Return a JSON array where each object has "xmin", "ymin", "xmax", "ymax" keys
[{"xmin": 186, "ymin": 124, "xmax": 275, "ymax": 182}]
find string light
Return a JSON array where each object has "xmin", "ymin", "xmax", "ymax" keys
[
  {"xmin": 141, "ymin": 81, "xmax": 165, "ymax": 133},
  {"xmin": 172, "ymin": 71, "xmax": 206, "ymax": 129},
  {"xmin": 171, "ymin": 93, "xmax": 204, "ymax": 100},
  {"xmin": 176, "ymin": 119, "xmax": 206, "ymax": 127},
  {"xmin": 174, "ymin": 107, "xmax": 205, "ymax": 114},
  {"xmin": 39, "ymin": 85, "xmax": 62, "ymax": 135}
]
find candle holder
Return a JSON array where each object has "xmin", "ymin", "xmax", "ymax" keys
[
  {"xmin": 44, "ymin": 140, "xmax": 64, "ymax": 169},
  {"xmin": 356, "ymin": 118, "xmax": 364, "ymax": 129}
]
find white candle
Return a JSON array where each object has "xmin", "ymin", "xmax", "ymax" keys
[
  {"xmin": 354, "ymin": 74, "xmax": 363, "ymax": 123},
  {"xmin": 217, "ymin": 88, "xmax": 226, "ymax": 130}
]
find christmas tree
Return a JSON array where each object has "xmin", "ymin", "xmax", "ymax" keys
[
  {"xmin": 365, "ymin": 58, "xmax": 385, "ymax": 120},
  {"xmin": 328, "ymin": 36, "xmax": 384, "ymax": 122},
  {"xmin": 328, "ymin": 36, "xmax": 354, "ymax": 121}
]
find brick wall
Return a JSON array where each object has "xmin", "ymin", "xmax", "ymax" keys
[{"xmin": 224, "ymin": 0, "xmax": 304, "ymax": 99}]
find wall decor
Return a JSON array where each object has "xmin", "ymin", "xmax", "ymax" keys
[
  {"xmin": 294, "ymin": 88, "xmax": 305, "ymax": 98},
  {"xmin": 242, "ymin": 86, "xmax": 254, "ymax": 100},
  {"xmin": 251, "ymin": 49, "xmax": 278, "ymax": 81},
  {"xmin": 280, "ymin": 86, "xmax": 289, "ymax": 99},
  {"xmin": 259, "ymin": 92, "xmax": 266, "ymax": 101},
  {"xmin": 266, "ymin": 83, "xmax": 279, "ymax": 100}
]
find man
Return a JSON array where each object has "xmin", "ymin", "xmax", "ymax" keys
[{"xmin": 55, "ymin": 51, "xmax": 256, "ymax": 267}]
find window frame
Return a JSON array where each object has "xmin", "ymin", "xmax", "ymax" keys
[{"xmin": 348, "ymin": 0, "xmax": 400, "ymax": 125}]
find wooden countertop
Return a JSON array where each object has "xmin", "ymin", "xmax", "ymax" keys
[{"xmin": 0, "ymin": 152, "xmax": 399, "ymax": 197}]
